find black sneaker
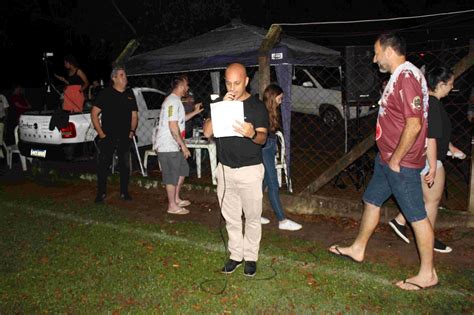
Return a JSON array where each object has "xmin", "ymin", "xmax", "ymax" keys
[
  {"xmin": 120, "ymin": 193, "xmax": 132, "ymax": 201},
  {"xmin": 94, "ymin": 193, "xmax": 106, "ymax": 203},
  {"xmin": 434, "ymin": 239, "xmax": 452, "ymax": 253},
  {"xmin": 221, "ymin": 259, "xmax": 243, "ymax": 274},
  {"xmin": 244, "ymin": 261, "xmax": 257, "ymax": 277},
  {"xmin": 388, "ymin": 219, "xmax": 410, "ymax": 244}
]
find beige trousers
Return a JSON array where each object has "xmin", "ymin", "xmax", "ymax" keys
[{"xmin": 216, "ymin": 163, "xmax": 264, "ymax": 262}]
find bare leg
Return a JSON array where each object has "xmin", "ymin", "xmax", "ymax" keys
[
  {"xmin": 329, "ymin": 202, "xmax": 380, "ymax": 262},
  {"xmin": 396, "ymin": 218, "xmax": 438, "ymax": 290},
  {"xmin": 394, "ymin": 166, "xmax": 445, "ymax": 228},
  {"xmin": 422, "ymin": 166, "xmax": 445, "ymax": 227},
  {"xmin": 165, "ymin": 184, "xmax": 180, "ymax": 211},
  {"xmin": 174, "ymin": 176, "xmax": 185, "ymax": 204}
]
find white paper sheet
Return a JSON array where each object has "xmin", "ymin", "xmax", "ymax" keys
[{"xmin": 210, "ymin": 100, "xmax": 245, "ymax": 138}]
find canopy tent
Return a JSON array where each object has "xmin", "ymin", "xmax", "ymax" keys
[{"xmin": 126, "ymin": 20, "xmax": 341, "ymax": 180}]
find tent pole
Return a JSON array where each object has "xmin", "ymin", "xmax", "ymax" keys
[{"xmin": 114, "ymin": 39, "xmax": 140, "ymax": 66}]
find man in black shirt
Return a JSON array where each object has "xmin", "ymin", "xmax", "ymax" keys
[
  {"xmin": 203, "ymin": 63, "xmax": 269, "ymax": 277},
  {"xmin": 91, "ymin": 66, "xmax": 138, "ymax": 203}
]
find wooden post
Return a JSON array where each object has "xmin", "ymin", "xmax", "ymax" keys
[
  {"xmin": 453, "ymin": 39, "xmax": 474, "ymax": 80},
  {"xmin": 301, "ymin": 132, "xmax": 375, "ymax": 194},
  {"xmin": 258, "ymin": 24, "xmax": 282, "ymax": 100},
  {"xmin": 114, "ymin": 39, "xmax": 140, "ymax": 66}
]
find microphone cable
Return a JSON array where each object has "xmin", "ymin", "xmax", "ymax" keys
[{"xmin": 199, "ymin": 138, "xmax": 230, "ymax": 295}]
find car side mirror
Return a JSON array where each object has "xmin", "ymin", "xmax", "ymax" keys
[{"xmin": 302, "ymin": 81, "xmax": 314, "ymax": 87}]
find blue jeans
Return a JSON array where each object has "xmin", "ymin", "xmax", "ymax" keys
[
  {"xmin": 262, "ymin": 137, "xmax": 286, "ymax": 221},
  {"xmin": 363, "ymin": 154, "xmax": 426, "ymax": 222}
]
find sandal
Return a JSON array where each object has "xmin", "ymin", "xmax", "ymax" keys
[
  {"xmin": 167, "ymin": 207, "xmax": 190, "ymax": 215},
  {"xmin": 398, "ymin": 279, "xmax": 439, "ymax": 291},
  {"xmin": 178, "ymin": 200, "xmax": 191, "ymax": 207}
]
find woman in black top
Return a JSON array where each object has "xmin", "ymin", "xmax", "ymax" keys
[
  {"xmin": 55, "ymin": 55, "xmax": 89, "ymax": 112},
  {"xmin": 389, "ymin": 67, "xmax": 465, "ymax": 253}
]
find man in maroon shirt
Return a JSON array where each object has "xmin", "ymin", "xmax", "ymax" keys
[{"xmin": 329, "ymin": 33, "xmax": 438, "ymax": 291}]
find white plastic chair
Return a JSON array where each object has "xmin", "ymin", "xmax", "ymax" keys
[
  {"xmin": 144, "ymin": 149, "xmax": 157, "ymax": 168},
  {"xmin": 143, "ymin": 149, "xmax": 161, "ymax": 176},
  {"xmin": 143, "ymin": 124, "xmax": 162, "ymax": 176},
  {"xmin": 0, "ymin": 122, "xmax": 6, "ymax": 159},
  {"xmin": 275, "ymin": 131, "xmax": 293, "ymax": 193},
  {"xmin": 6, "ymin": 126, "xmax": 27, "ymax": 171}
]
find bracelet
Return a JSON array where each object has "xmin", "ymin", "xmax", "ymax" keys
[{"xmin": 130, "ymin": 129, "xmax": 136, "ymax": 134}]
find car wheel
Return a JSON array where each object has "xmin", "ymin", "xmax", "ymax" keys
[{"xmin": 321, "ymin": 107, "xmax": 342, "ymax": 127}]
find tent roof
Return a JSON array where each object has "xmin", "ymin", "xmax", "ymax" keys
[{"xmin": 126, "ymin": 20, "xmax": 341, "ymax": 76}]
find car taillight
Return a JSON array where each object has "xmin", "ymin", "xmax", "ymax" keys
[{"xmin": 60, "ymin": 122, "xmax": 77, "ymax": 138}]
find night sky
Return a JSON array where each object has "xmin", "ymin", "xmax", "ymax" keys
[{"xmin": 1, "ymin": 0, "xmax": 473, "ymax": 90}]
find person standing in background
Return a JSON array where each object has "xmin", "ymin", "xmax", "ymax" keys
[
  {"xmin": 88, "ymin": 80, "xmax": 102, "ymax": 101},
  {"xmin": 10, "ymin": 85, "xmax": 31, "ymax": 123},
  {"xmin": 55, "ymin": 55, "xmax": 89, "ymax": 112},
  {"xmin": 260, "ymin": 84, "xmax": 302, "ymax": 231},
  {"xmin": 91, "ymin": 66, "xmax": 137, "ymax": 203},
  {"xmin": 154, "ymin": 75, "xmax": 203, "ymax": 215},
  {"xmin": 0, "ymin": 92, "xmax": 9, "ymax": 159}
]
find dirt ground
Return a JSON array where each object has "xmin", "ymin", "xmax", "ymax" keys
[{"xmin": 1, "ymin": 166, "xmax": 473, "ymax": 271}]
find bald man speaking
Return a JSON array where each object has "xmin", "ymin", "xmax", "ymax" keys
[{"xmin": 203, "ymin": 63, "xmax": 269, "ymax": 277}]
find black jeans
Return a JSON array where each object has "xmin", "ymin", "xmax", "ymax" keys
[{"xmin": 96, "ymin": 136, "xmax": 131, "ymax": 195}]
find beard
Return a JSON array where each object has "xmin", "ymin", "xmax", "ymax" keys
[{"xmin": 377, "ymin": 63, "xmax": 389, "ymax": 73}]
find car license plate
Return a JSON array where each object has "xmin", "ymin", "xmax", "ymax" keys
[{"xmin": 30, "ymin": 149, "xmax": 47, "ymax": 158}]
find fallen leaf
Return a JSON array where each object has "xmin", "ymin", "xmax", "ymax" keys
[
  {"xmin": 306, "ymin": 273, "xmax": 317, "ymax": 286},
  {"xmin": 39, "ymin": 256, "xmax": 49, "ymax": 265}
]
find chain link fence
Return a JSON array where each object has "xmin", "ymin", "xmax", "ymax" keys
[{"xmin": 127, "ymin": 44, "xmax": 472, "ymax": 212}]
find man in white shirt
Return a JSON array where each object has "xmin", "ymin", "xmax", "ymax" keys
[
  {"xmin": 154, "ymin": 75, "xmax": 202, "ymax": 214},
  {"xmin": 0, "ymin": 93, "xmax": 10, "ymax": 159}
]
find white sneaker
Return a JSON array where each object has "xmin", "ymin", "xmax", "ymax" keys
[
  {"xmin": 278, "ymin": 219, "xmax": 302, "ymax": 231},
  {"xmin": 260, "ymin": 217, "xmax": 270, "ymax": 224}
]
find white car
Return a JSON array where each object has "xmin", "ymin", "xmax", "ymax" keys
[
  {"xmin": 251, "ymin": 68, "xmax": 378, "ymax": 126},
  {"xmin": 18, "ymin": 87, "xmax": 166, "ymax": 160}
]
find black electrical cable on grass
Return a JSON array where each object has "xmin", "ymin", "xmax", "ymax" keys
[{"xmin": 199, "ymin": 161, "xmax": 229, "ymax": 295}]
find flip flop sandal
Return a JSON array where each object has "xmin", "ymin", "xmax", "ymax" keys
[
  {"xmin": 329, "ymin": 245, "xmax": 362, "ymax": 264},
  {"xmin": 178, "ymin": 200, "xmax": 191, "ymax": 207},
  {"xmin": 400, "ymin": 280, "xmax": 439, "ymax": 291},
  {"xmin": 167, "ymin": 207, "xmax": 190, "ymax": 215}
]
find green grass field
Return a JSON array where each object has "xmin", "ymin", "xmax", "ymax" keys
[{"xmin": 0, "ymin": 191, "xmax": 472, "ymax": 314}]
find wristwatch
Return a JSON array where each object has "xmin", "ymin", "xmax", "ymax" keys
[{"xmin": 251, "ymin": 129, "xmax": 257, "ymax": 140}]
